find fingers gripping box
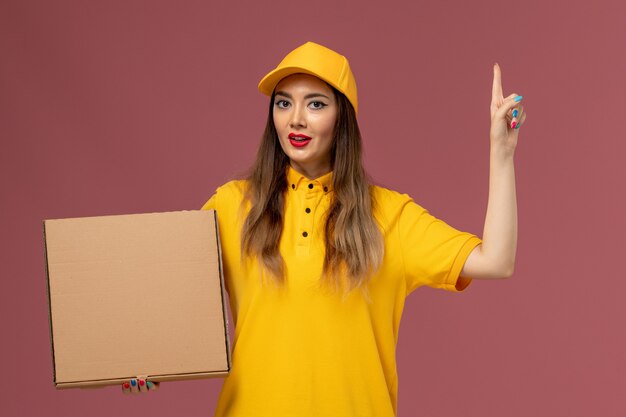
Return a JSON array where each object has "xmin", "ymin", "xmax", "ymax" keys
[{"xmin": 43, "ymin": 210, "xmax": 231, "ymax": 388}]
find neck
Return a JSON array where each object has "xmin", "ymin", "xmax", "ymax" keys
[{"xmin": 289, "ymin": 161, "xmax": 332, "ymax": 180}]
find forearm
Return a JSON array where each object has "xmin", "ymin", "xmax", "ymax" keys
[{"xmin": 480, "ymin": 144, "xmax": 518, "ymax": 276}]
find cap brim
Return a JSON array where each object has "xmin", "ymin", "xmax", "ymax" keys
[{"xmin": 258, "ymin": 66, "xmax": 336, "ymax": 97}]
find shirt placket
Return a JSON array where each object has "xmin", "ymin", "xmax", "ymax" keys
[{"xmin": 296, "ymin": 181, "xmax": 320, "ymax": 257}]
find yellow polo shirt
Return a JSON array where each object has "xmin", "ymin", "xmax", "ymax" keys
[{"xmin": 200, "ymin": 165, "xmax": 482, "ymax": 417}]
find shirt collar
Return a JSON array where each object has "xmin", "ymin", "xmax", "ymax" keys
[{"xmin": 286, "ymin": 165, "xmax": 334, "ymax": 193}]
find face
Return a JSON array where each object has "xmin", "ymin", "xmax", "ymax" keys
[{"xmin": 272, "ymin": 73, "xmax": 338, "ymax": 179}]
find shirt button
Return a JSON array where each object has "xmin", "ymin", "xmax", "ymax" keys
[
  {"xmin": 291, "ymin": 184, "xmax": 295, "ymax": 189},
  {"xmin": 308, "ymin": 183, "xmax": 313, "ymax": 189},
  {"xmin": 302, "ymin": 231, "xmax": 308, "ymax": 237},
  {"xmin": 305, "ymin": 208, "xmax": 311, "ymax": 214},
  {"xmin": 323, "ymin": 186, "xmax": 328, "ymax": 192}
]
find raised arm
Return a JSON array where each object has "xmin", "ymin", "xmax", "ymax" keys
[{"xmin": 461, "ymin": 63, "xmax": 526, "ymax": 280}]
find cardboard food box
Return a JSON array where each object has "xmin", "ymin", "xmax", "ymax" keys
[{"xmin": 43, "ymin": 210, "xmax": 231, "ymax": 389}]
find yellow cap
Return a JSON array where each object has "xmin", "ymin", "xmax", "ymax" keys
[{"xmin": 258, "ymin": 41, "xmax": 358, "ymax": 114}]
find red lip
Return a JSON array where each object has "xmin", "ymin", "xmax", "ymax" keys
[
  {"xmin": 289, "ymin": 132, "xmax": 312, "ymax": 140},
  {"xmin": 288, "ymin": 132, "xmax": 312, "ymax": 148}
]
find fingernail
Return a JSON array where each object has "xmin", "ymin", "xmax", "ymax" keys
[
  {"xmin": 515, "ymin": 123, "xmax": 521, "ymax": 129},
  {"xmin": 147, "ymin": 381, "xmax": 154, "ymax": 388},
  {"xmin": 512, "ymin": 109, "xmax": 518, "ymax": 117},
  {"xmin": 123, "ymin": 382, "xmax": 130, "ymax": 389},
  {"xmin": 139, "ymin": 379, "xmax": 145, "ymax": 386},
  {"xmin": 514, "ymin": 95, "xmax": 523, "ymax": 102},
  {"xmin": 131, "ymin": 379, "xmax": 136, "ymax": 387},
  {"xmin": 511, "ymin": 121, "xmax": 517, "ymax": 129}
]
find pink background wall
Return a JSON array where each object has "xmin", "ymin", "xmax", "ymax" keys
[{"xmin": 2, "ymin": 0, "xmax": 624, "ymax": 415}]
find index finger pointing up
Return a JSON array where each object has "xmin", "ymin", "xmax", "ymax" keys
[{"xmin": 492, "ymin": 63, "xmax": 503, "ymax": 100}]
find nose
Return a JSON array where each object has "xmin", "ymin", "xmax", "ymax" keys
[{"xmin": 288, "ymin": 103, "xmax": 306, "ymax": 129}]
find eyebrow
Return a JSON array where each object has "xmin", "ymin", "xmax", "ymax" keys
[{"xmin": 274, "ymin": 91, "xmax": 331, "ymax": 100}]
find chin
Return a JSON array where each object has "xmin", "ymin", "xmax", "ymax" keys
[{"xmin": 284, "ymin": 148, "xmax": 313, "ymax": 161}]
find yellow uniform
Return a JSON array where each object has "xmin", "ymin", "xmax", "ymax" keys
[{"xmin": 201, "ymin": 165, "xmax": 482, "ymax": 417}]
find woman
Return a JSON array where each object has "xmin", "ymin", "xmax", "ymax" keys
[{"xmin": 123, "ymin": 41, "xmax": 525, "ymax": 417}]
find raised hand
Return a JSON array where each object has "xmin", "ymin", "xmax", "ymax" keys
[{"xmin": 490, "ymin": 63, "xmax": 526, "ymax": 153}]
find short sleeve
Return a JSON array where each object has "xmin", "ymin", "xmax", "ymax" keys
[
  {"xmin": 200, "ymin": 193, "xmax": 217, "ymax": 210},
  {"xmin": 399, "ymin": 199, "xmax": 482, "ymax": 295}
]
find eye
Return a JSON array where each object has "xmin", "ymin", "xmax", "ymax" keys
[
  {"xmin": 309, "ymin": 101, "xmax": 327, "ymax": 110},
  {"xmin": 275, "ymin": 100, "xmax": 290, "ymax": 109}
]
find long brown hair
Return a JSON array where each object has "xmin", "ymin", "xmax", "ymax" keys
[{"xmin": 241, "ymin": 82, "xmax": 383, "ymax": 294}]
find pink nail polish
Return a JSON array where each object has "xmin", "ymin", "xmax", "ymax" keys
[
  {"xmin": 123, "ymin": 382, "xmax": 130, "ymax": 389},
  {"xmin": 511, "ymin": 121, "xmax": 517, "ymax": 129},
  {"xmin": 139, "ymin": 379, "xmax": 145, "ymax": 386}
]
